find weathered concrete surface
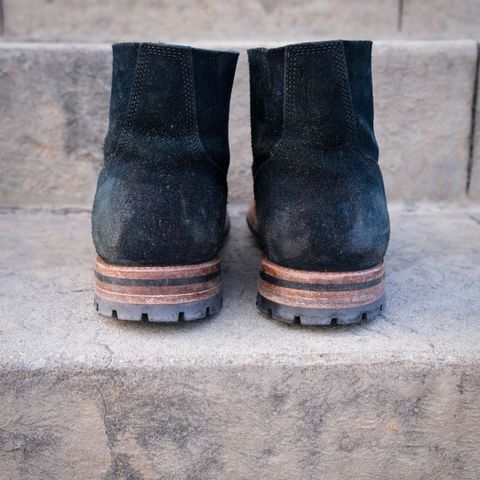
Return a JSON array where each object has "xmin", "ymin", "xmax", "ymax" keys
[
  {"xmin": 0, "ymin": 44, "xmax": 110, "ymax": 206},
  {"xmin": 1, "ymin": 0, "xmax": 400, "ymax": 43},
  {"xmin": 1, "ymin": 203, "xmax": 480, "ymax": 479},
  {"xmin": 401, "ymin": 0, "xmax": 480, "ymax": 39},
  {"xmin": 3, "ymin": 0, "xmax": 480, "ymax": 42},
  {"xmin": 373, "ymin": 41, "xmax": 477, "ymax": 202},
  {"xmin": 0, "ymin": 41, "xmax": 477, "ymax": 205},
  {"xmin": 228, "ymin": 50, "xmax": 252, "ymax": 201}
]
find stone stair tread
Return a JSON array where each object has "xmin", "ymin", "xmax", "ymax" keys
[{"xmin": 1, "ymin": 202, "xmax": 479, "ymax": 370}]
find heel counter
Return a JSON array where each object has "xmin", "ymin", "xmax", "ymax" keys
[
  {"xmin": 254, "ymin": 154, "xmax": 389, "ymax": 272},
  {"xmin": 92, "ymin": 159, "xmax": 227, "ymax": 266}
]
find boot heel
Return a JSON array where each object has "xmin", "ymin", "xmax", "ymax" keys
[
  {"xmin": 257, "ymin": 256, "xmax": 385, "ymax": 325},
  {"xmin": 94, "ymin": 256, "xmax": 222, "ymax": 322}
]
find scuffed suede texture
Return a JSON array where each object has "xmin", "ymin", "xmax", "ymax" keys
[
  {"xmin": 92, "ymin": 43, "xmax": 238, "ymax": 266},
  {"xmin": 248, "ymin": 40, "xmax": 390, "ymax": 272},
  {"xmin": 248, "ymin": 47, "xmax": 285, "ymax": 175}
]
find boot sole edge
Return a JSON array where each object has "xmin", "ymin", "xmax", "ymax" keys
[
  {"xmin": 94, "ymin": 256, "xmax": 223, "ymax": 322},
  {"xmin": 257, "ymin": 256, "xmax": 386, "ymax": 325}
]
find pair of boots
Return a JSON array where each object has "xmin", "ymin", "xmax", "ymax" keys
[{"xmin": 92, "ymin": 40, "xmax": 390, "ymax": 326}]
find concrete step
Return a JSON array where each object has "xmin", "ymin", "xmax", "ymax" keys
[
  {"xmin": 0, "ymin": 41, "xmax": 479, "ymax": 207},
  {"xmin": 1, "ymin": 0, "xmax": 480, "ymax": 42},
  {"xmin": 0, "ymin": 202, "xmax": 480, "ymax": 479}
]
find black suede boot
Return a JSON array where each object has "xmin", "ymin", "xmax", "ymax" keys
[
  {"xmin": 247, "ymin": 40, "xmax": 390, "ymax": 325},
  {"xmin": 92, "ymin": 43, "xmax": 238, "ymax": 322}
]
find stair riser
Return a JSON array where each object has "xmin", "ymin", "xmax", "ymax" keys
[
  {"xmin": 1, "ymin": 364, "xmax": 479, "ymax": 479},
  {"xmin": 0, "ymin": 41, "xmax": 478, "ymax": 205},
  {"xmin": 2, "ymin": 0, "xmax": 480, "ymax": 41}
]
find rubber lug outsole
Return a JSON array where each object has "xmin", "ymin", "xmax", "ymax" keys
[
  {"xmin": 95, "ymin": 292, "xmax": 223, "ymax": 323},
  {"xmin": 257, "ymin": 294, "xmax": 385, "ymax": 326}
]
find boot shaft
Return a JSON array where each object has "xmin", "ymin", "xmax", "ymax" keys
[
  {"xmin": 247, "ymin": 41, "xmax": 389, "ymax": 273},
  {"xmin": 105, "ymin": 43, "xmax": 239, "ymax": 172},
  {"xmin": 248, "ymin": 40, "xmax": 378, "ymax": 172},
  {"xmin": 93, "ymin": 44, "xmax": 238, "ymax": 267}
]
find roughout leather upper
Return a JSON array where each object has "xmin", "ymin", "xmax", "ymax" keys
[
  {"xmin": 92, "ymin": 43, "xmax": 238, "ymax": 266},
  {"xmin": 248, "ymin": 40, "xmax": 390, "ymax": 272}
]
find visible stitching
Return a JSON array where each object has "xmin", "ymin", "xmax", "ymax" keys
[
  {"xmin": 180, "ymin": 49, "xmax": 201, "ymax": 166},
  {"xmin": 119, "ymin": 47, "xmax": 147, "ymax": 147},
  {"xmin": 287, "ymin": 43, "xmax": 377, "ymax": 173},
  {"xmin": 105, "ymin": 45, "xmax": 148, "ymax": 166},
  {"xmin": 105, "ymin": 44, "xmax": 226, "ymax": 173},
  {"xmin": 254, "ymin": 43, "xmax": 378, "ymax": 180},
  {"xmin": 284, "ymin": 44, "xmax": 338, "ymax": 137},
  {"xmin": 334, "ymin": 44, "xmax": 357, "ymax": 146},
  {"xmin": 182, "ymin": 48, "xmax": 228, "ymax": 175},
  {"xmin": 287, "ymin": 43, "xmax": 356, "ymax": 144},
  {"xmin": 105, "ymin": 44, "xmax": 226, "ymax": 174},
  {"xmin": 105, "ymin": 44, "xmax": 184, "ymax": 167}
]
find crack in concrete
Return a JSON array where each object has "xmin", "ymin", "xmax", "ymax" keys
[
  {"xmin": 98, "ymin": 342, "xmax": 114, "ymax": 369},
  {"xmin": 397, "ymin": 0, "xmax": 404, "ymax": 31},
  {"xmin": 97, "ymin": 388, "xmax": 115, "ymax": 468},
  {"xmin": 469, "ymin": 214, "xmax": 480, "ymax": 226},
  {"xmin": 99, "ymin": 390, "xmax": 108, "ymax": 431},
  {"xmin": 0, "ymin": 0, "xmax": 4, "ymax": 36},
  {"xmin": 466, "ymin": 43, "xmax": 480, "ymax": 194}
]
